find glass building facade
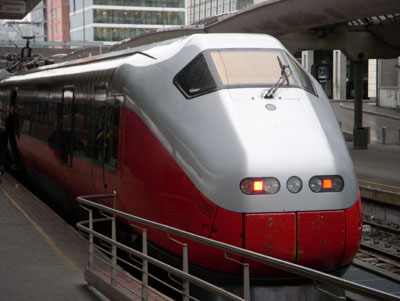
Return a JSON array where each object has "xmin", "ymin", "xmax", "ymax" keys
[
  {"xmin": 29, "ymin": 1, "xmax": 47, "ymax": 41},
  {"xmin": 69, "ymin": 0, "xmax": 185, "ymax": 43},
  {"xmin": 186, "ymin": 0, "xmax": 252, "ymax": 24},
  {"xmin": 186, "ymin": 0, "xmax": 252, "ymax": 25}
]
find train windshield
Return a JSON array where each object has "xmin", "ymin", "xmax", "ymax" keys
[
  {"xmin": 174, "ymin": 49, "xmax": 317, "ymax": 99},
  {"xmin": 209, "ymin": 49, "xmax": 295, "ymax": 86}
]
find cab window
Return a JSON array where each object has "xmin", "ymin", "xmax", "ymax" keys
[
  {"xmin": 173, "ymin": 54, "xmax": 217, "ymax": 98},
  {"xmin": 174, "ymin": 48, "xmax": 318, "ymax": 98}
]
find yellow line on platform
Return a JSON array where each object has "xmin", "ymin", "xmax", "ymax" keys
[
  {"xmin": 0, "ymin": 185, "xmax": 77, "ymax": 271},
  {"xmin": 358, "ymin": 179, "xmax": 400, "ymax": 191}
]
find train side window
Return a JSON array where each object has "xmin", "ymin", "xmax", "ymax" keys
[
  {"xmin": 60, "ymin": 87, "xmax": 75, "ymax": 165},
  {"xmin": 173, "ymin": 53, "xmax": 217, "ymax": 98},
  {"xmin": 44, "ymin": 100, "xmax": 57, "ymax": 147},
  {"xmin": 92, "ymin": 82, "xmax": 109, "ymax": 164},
  {"xmin": 104, "ymin": 97, "xmax": 121, "ymax": 169},
  {"xmin": 92, "ymin": 102, "xmax": 106, "ymax": 162},
  {"xmin": 32, "ymin": 101, "xmax": 51, "ymax": 141},
  {"xmin": 75, "ymin": 101, "xmax": 91, "ymax": 158},
  {"xmin": 18, "ymin": 98, "xmax": 29, "ymax": 135},
  {"xmin": 0, "ymin": 90, "xmax": 12, "ymax": 128},
  {"xmin": 15, "ymin": 90, "xmax": 31, "ymax": 136},
  {"xmin": 0, "ymin": 90, "xmax": 6, "ymax": 126}
]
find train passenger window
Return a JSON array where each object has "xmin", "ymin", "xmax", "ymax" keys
[
  {"xmin": 16, "ymin": 90, "xmax": 32, "ymax": 136},
  {"xmin": 32, "ymin": 101, "xmax": 52, "ymax": 141},
  {"xmin": 93, "ymin": 102, "xmax": 106, "ymax": 162},
  {"xmin": 173, "ymin": 54, "xmax": 217, "ymax": 98},
  {"xmin": 92, "ymin": 100, "xmax": 120, "ymax": 169},
  {"xmin": 104, "ymin": 101, "xmax": 120, "ymax": 169},
  {"xmin": 0, "ymin": 90, "xmax": 7, "ymax": 126},
  {"xmin": 75, "ymin": 102, "xmax": 91, "ymax": 158},
  {"xmin": 60, "ymin": 87, "xmax": 75, "ymax": 165},
  {"xmin": 19, "ymin": 99, "xmax": 31, "ymax": 135}
]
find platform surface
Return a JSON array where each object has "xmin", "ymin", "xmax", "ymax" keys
[
  {"xmin": 0, "ymin": 173, "xmax": 106, "ymax": 300},
  {"xmin": 332, "ymin": 101, "xmax": 400, "ymax": 197}
]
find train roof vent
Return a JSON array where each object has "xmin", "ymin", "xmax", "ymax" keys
[{"xmin": 198, "ymin": 197, "xmax": 216, "ymax": 220}]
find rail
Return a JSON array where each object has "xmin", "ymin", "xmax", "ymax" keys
[{"xmin": 76, "ymin": 193, "xmax": 400, "ymax": 301}]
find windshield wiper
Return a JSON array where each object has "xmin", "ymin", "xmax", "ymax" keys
[{"xmin": 264, "ymin": 56, "xmax": 291, "ymax": 99}]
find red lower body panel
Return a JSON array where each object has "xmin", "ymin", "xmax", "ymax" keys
[
  {"xmin": 242, "ymin": 195, "xmax": 362, "ymax": 276},
  {"xmin": 187, "ymin": 194, "xmax": 243, "ymax": 274},
  {"xmin": 342, "ymin": 195, "xmax": 362, "ymax": 266},
  {"xmin": 297, "ymin": 210, "xmax": 345, "ymax": 271},
  {"xmin": 244, "ymin": 213, "xmax": 296, "ymax": 276}
]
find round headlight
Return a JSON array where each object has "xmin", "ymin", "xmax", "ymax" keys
[
  {"xmin": 309, "ymin": 177, "xmax": 322, "ymax": 192},
  {"xmin": 287, "ymin": 176, "xmax": 302, "ymax": 193},
  {"xmin": 332, "ymin": 176, "xmax": 344, "ymax": 192},
  {"xmin": 240, "ymin": 178, "xmax": 253, "ymax": 195},
  {"xmin": 264, "ymin": 177, "xmax": 280, "ymax": 194}
]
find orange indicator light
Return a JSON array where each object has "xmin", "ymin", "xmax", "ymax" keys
[
  {"xmin": 322, "ymin": 179, "xmax": 332, "ymax": 189},
  {"xmin": 253, "ymin": 180, "xmax": 264, "ymax": 192}
]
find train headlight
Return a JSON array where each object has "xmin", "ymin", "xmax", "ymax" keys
[
  {"xmin": 287, "ymin": 176, "xmax": 302, "ymax": 193},
  {"xmin": 240, "ymin": 178, "xmax": 280, "ymax": 195},
  {"xmin": 332, "ymin": 176, "xmax": 344, "ymax": 191},
  {"xmin": 265, "ymin": 178, "xmax": 280, "ymax": 194},
  {"xmin": 309, "ymin": 177, "xmax": 322, "ymax": 192},
  {"xmin": 240, "ymin": 178, "xmax": 255, "ymax": 194},
  {"xmin": 309, "ymin": 176, "xmax": 344, "ymax": 192}
]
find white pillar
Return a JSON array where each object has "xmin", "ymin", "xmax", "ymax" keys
[
  {"xmin": 301, "ymin": 50, "xmax": 314, "ymax": 73},
  {"xmin": 368, "ymin": 59, "xmax": 377, "ymax": 100},
  {"xmin": 333, "ymin": 50, "xmax": 347, "ymax": 100}
]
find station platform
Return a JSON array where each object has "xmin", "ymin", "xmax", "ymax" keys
[
  {"xmin": 331, "ymin": 101, "xmax": 400, "ymax": 207},
  {"xmin": 0, "ymin": 173, "xmax": 106, "ymax": 300}
]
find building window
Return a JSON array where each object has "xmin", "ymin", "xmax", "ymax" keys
[
  {"xmin": 93, "ymin": 9, "xmax": 184, "ymax": 25},
  {"xmin": 93, "ymin": 0, "xmax": 184, "ymax": 8}
]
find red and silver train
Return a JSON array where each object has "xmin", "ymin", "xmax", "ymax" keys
[{"xmin": 0, "ymin": 34, "xmax": 362, "ymax": 277}]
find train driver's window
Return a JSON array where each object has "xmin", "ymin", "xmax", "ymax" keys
[
  {"xmin": 173, "ymin": 53, "xmax": 217, "ymax": 98},
  {"xmin": 287, "ymin": 55, "xmax": 317, "ymax": 96},
  {"xmin": 209, "ymin": 49, "xmax": 297, "ymax": 88}
]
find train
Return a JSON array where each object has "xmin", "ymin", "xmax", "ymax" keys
[{"xmin": 0, "ymin": 33, "xmax": 362, "ymax": 277}]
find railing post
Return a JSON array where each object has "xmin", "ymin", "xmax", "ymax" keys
[
  {"xmin": 142, "ymin": 229, "xmax": 148, "ymax": 301},
  {"xmin": 182, "ymin": 244, "xmax": 189, "ymax": 301},
  {"xmin": 382, "ymin": 127, "xmax": 386, "ymax": 144},
  {"xmin": 223, "ymin": 252, "xmax": 250, "ymax": 301},
  {"xmin": 167, "ymin": 233, "xmax": 190, "ymax": 300},
  {"xmin": 89, "ymin": 209, "xmax": 93, "ymax": 268},
  {"xmin": 111, "ymin": 192, "xmax": 117, "ymax": 286},
  {"xmin": 243, "ymin": 263, "xmax": 250, "ymax": 301}
]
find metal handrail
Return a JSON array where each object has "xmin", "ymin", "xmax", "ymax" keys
[{"xmin": 76, "ymin": 194, "xmax": 400, "ymax": 301}]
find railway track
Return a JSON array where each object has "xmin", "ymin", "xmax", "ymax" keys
[{"xmin": 354, "ymin": 218, "xmax": 400, "ymax": 283}]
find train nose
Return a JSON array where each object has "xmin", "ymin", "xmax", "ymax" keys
[{"xmin": 243, "ymin": 195, "xmax": 362, "ymax": 276}]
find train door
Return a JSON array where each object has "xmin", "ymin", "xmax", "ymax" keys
[
  {"xmin": 92, "ymin": 83, "xmax": 108, "ymax": 194},
  {"xmin": 91, "ymin": 82, "xmax": 121, "ymax": 194},
  {"xmin": 102, "ymin": 96, "xmax": 121, "ymax": 188},
  {"xmin": 59, "ymin": 86, "xmax": 76, "ymax": 190}
]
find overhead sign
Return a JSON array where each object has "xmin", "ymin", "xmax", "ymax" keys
[{"xmin": 0, "ymin": 0, "xmax": 26, "ymax": 14}]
